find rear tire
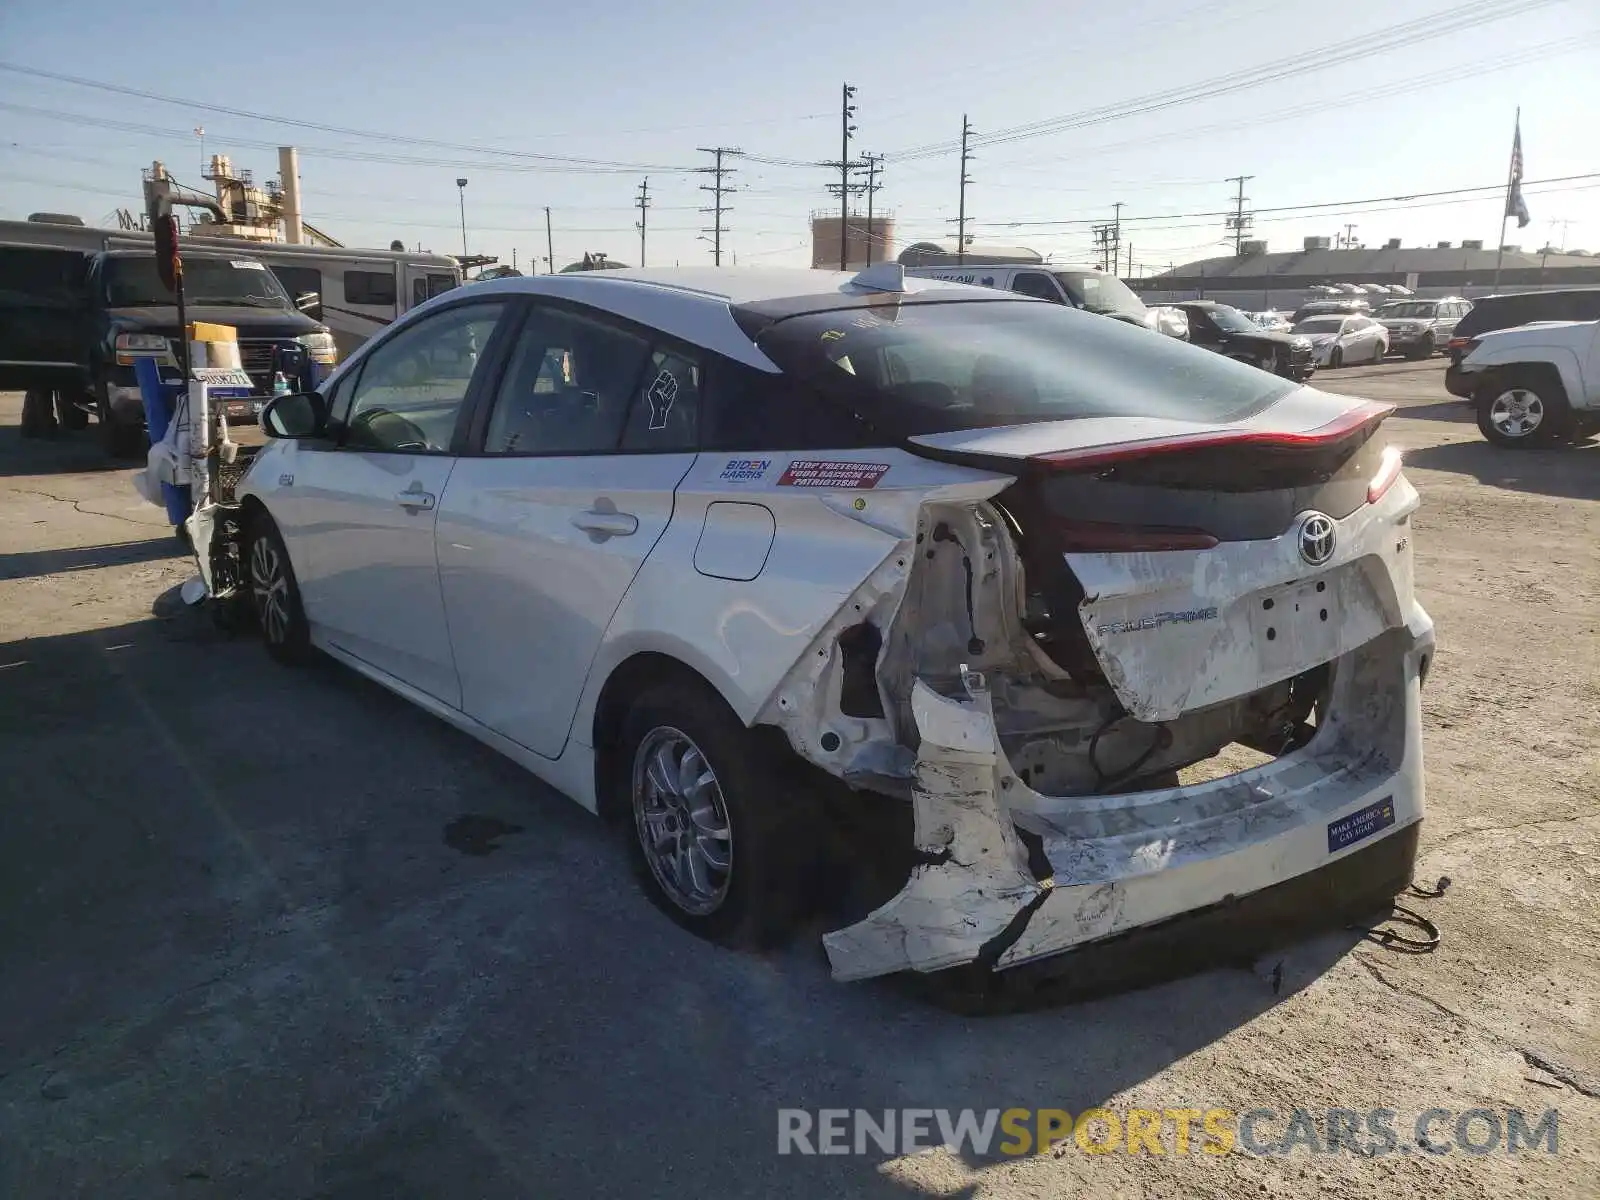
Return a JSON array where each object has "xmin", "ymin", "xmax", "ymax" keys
[
  {"xmin": 616, "ymin": 679, "xmax": 819, "ymax": 949},
  {"xmin": 19, "ymin": 389, "xmax": 56, "ymax": 438},
  {"xmin": 245, "ymin": 512, "xmax": 313, "ymax": 664},
  {"xmin": 1476, "ymin": 371, "xmax": 1572, "ymax": 448}
]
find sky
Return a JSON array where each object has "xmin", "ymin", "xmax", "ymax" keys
[{"xmin": 2, "ymin": 0, "xmax": 1596, "ymax": 275}]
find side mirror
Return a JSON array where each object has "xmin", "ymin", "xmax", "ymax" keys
[
  {"xmin": 295, "ymin": 291, "xmax": 320, "ymax": 312},
  {"xmin": 261, "ymin": 391, "xmax": 328, "ymax": 439}
]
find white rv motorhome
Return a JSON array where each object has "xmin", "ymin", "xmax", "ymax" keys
[{"xmin": 0, "ymin": 218, "xmax": 461, "ymax": 358}]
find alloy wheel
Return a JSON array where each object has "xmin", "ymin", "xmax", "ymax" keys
[
  {"xmin": 250, "ymin": 536, "xmax": 291, "ymax": 644},
  {"xmin": 1489, "ymin": 388, "xmax": 1545, "ymax": 439},
  {"xmin": 631, "ymin": 727, "xmax": 733, "ymax": 916}
]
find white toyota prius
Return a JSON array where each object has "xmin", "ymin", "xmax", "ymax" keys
[{"xmin": 239, "ymin": 265, "xmax": 1433, "ymax": 999}]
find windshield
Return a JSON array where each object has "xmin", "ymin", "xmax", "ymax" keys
[
  {"xmin": 1293, "ymin": 317, "xmax": 1346, "ymax": 334},
  {"xmin": 1378, "ymin": 302, "xmax": 1437, "ymax": 318},
  {"xmin": 1052, "ymin": 270, "xmax": 1146, "ymax": 318},
  {"xmin": 104, "ymin": 257, "xmax": 292, "ymax": 308},
  {"xmin": 1202, "ymin": 304, "xmax": 1260, "ymax": 333},
  {"xmin": 752, "ymin": 299, "xmax": 1294, "ymax": 438}
]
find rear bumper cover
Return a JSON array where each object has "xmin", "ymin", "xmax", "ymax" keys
[
  {"xmin": 1444, "ymin": 363, "xmax": 1478, "ymax": 399},
  {"xmin": 822, "ymin": 615, "xmax": 1433, "ymax": 984}
]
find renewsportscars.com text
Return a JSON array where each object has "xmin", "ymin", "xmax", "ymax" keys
[{"xmin": 777, "ymin": 1106, "xmax": 1561, "ymax": 1158}]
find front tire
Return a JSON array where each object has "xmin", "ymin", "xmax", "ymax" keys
[
  {"xmin": 1476, "ymin": 373, "xmax": 1572, "ymax": 448},
  {"xmin": 246, "ymin": 513, "xmax": 313, "ymax": 663},
  {"xmin": 1329, "ymin": 347, "xmax": 1344, "ymax": 369},
  {"xmin": 97, "ymin": 385, "xmax": 147, "ymax": 460},
  {"xmin": 618, "ymin": 680, "xmax": 818, "ymax": 949},
  {"xmin": 1408, "ymin": 335, "xmax": 1434, "ymax": 361}
]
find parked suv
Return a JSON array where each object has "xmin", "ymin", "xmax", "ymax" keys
[
  {"xmin": 1374, "ymin": 297, "xmax": 1470, "ymax": 360},
  {"xmin": 1445, "ymin": 287, "xmax": 1600, "ymax": 398},
  {"xmin": 0, "ymin": 244, "xmax": 336, "ymax": 456}
]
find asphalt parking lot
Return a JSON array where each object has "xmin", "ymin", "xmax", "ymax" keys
[{"xmin": 1, "ymin": 359, "xmax": 1596, "ymax": 1199}]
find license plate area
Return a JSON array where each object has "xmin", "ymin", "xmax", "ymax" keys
[{"xmin": 1250, "ymin": 576, "xmax": 1339, "ymax": 672}]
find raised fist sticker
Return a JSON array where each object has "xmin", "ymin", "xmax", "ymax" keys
[{"xmin": 646, "ymin": 369, "xmax": 679, "ymax": 430}]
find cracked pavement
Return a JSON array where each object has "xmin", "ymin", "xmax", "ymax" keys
[{"xmin": 0, "ymin": 371, "xmax": 1596, "ymax": 1199}]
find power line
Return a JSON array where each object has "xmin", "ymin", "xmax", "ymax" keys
[
  {"xmin": 960, "ymin": 173, "xmax": 1600, "ymax": 229},
  {"xmin": 886, "ymin": 0, "xmax": 1557, "ymax": 160},
  {"xmin": 0, "ymin": 61, "xmax": 704, "ymax": 169},
  {"xmin": 0, "ymin": 100, "xmax": 685, "ymax": 176}
]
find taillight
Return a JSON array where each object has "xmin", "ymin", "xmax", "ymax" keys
[
  {"xmin": 1033, "ymin": 401, "xmax": 1395, "ymax": 472},
  {"xmin": 1058, "ymin": 519, "xmax": 1218, "ymax": 552},
  {"xmin": 1447, "ymin": 336, "xmax": 1478, "ymax": 355},
  {"xmin": 1367, "ymin": 445, "xmax": 1404, "ymax": 503}
]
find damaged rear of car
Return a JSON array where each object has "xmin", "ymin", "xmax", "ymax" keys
[{"xmin": 730, "ymin": 292, "xmax": 1432, "ymax": 992}]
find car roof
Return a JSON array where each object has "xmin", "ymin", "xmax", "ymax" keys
[{"xmin": 423, "ymin": 267, "xmax": 994, "ymax": 372}]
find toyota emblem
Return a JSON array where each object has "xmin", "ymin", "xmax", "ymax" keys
[{"xmin": 1298, "ymin": 512, "xmax": 1337, "ymax": 566}]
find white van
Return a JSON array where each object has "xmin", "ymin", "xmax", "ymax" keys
[{"xmin": 906, "ymin": 261, "xmax": 1188, "ymax": 339}]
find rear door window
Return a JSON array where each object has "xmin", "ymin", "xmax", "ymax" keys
[{"xmin": 621, "ymin": 347, "xmax": 700, "ymax": 451}]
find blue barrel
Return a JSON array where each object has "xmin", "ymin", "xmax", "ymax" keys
[{"xmin": 132, "ymin": 358, "xmax": 192, "ymax": 527}]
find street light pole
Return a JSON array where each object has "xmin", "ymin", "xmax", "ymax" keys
[{"xmin": 455, "ymin": 177, "xmax": 469, "ymax": 258}]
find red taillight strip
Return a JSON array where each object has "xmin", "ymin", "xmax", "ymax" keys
[
  {"xmin": 1367, "ymin": 445, "xmax": 1404, "ymax": 503},
  {"xmin": 1034, "ymin": 401, "xmax": 1396, "ymax": 471}
]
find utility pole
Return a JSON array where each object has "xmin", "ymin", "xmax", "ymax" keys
[
  {"xmin": 697, "ymin": 147, "xmax": 741, "ymax": 265},
  {"xmin": 1341, "ymin": 223, "xmax": 1359, "ymax": 249},
  {"xmin": 1092, "ymin": 224, "xmax": 1116, "ymax": 272},
  {"xmin": 544, "ymin": 207, "xmax": 554, "ymax": 275},
  {"xmin": 455, "ymin": 177, "xmax": 469, "ymax": 258},
  {"xmin": 1126, "ymin": 242, "xmax": 1133, "ymax": 278},
  {"xmin": 839, "ymin": 84, "xmax": 859, "ymax": 269},
  {"xmin": 957, "ymin": 114, "xmax": 974, "ymax": 266},
  {"xmin": 862, "ymin": 153, "xmax": 883, "ymax": 267},
  {"xmin": 1225, "ymin": 174, "xmax": 1254, "ymax": 255},
  {"xmin": 635, "ymin": 177, "xmax": 650, "ymax": 268}
]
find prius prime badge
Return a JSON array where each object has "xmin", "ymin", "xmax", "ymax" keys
[{"xmin": 1298, "ymin": 512, "xmax": 1337, "ymax": 566}]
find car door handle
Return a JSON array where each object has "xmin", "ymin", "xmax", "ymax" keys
[
  {"xmin": 571, "ymin": 509, "xmax": 638, "ymax": 538},
  {"xmin": 395, "ymin": 489, "xmax": 436, "ymax": 511}
]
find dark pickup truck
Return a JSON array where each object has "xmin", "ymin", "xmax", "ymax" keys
[{"xmin": 1, "ymin": 244, "xmax": 336, "ymax": 456}]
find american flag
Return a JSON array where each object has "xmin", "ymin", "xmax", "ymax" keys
[{"xmin": 1505, "ymin": 118, "xmax": 1530, "ymax": 228}]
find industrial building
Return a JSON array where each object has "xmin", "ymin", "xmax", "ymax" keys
[
  {"xmin": 809, "ymin": 210, "xmax": 896, "ymax": 270},
  {"xmin": 1135, "ymin": 236, "xmax": 1600, "ymax": 309}
]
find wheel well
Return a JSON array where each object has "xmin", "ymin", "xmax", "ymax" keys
[
  {"xmin": 590, "ymin": 653, "xmax": 735, "ymax": 822},
  {"xmin": 1478, "ymin": 362, "xmax": 1567, "ymax": 401},
  {"xmin": 237, "ymin": 494, "xmax": 271, "ymax": 529}
]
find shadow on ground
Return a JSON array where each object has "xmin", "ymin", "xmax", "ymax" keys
[
  {"xmin": 1394, "ymin": 400, "xmax": 1475, "ymax": 425},
  {"xmin": 1404, "ymin": 438, "xmax": 1600, "ymax": 501},
  {"xmin": 0, "ymin": 609, "xmax": 1361, "ymax": 1199},
  {"xmin": 0, "ymin": 420, "xmax": 134, "ymax": 479},
  {"xmin": 0, "ymin": 537, "xmax": 182, "ymax": 583}
]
